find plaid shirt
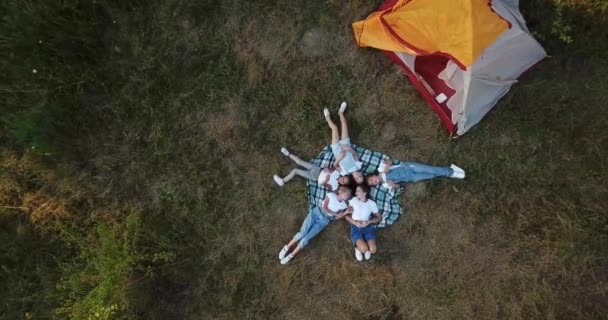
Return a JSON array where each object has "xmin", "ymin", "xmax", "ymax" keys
[{"xmin": 307, "ymin": 144, "xmax": 404, "ymax": 228}]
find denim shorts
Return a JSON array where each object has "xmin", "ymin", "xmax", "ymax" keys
[
  {"xmin": 350, "ymin": 224, "xmax": 376, "ymax": 245},
  {"xmin": 330, "ymin": 138, "xmax": 352, "ymax": 157}
]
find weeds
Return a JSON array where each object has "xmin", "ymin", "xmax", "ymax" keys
[{"xmin": 1, "ymin": 0, "xmax": 607, "ymax": 319}]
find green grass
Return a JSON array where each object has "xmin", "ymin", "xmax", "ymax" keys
[{"xmin": 1, "ymin": 0, "xmax": 607, "ymax": 319}]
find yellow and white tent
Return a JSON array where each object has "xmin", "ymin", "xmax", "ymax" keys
[{"xmin": 353, "ymin": 0, "xmax": 546, "ymax": 135}]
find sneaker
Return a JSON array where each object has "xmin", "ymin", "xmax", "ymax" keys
[
  {"xmin": 364, "ymin": 250, "xmax": 372, "ymax": 260},
  {"xmin": 280, "ymin": 253, "xmax": 294, "ymax": 265},
  {"xmin": 280, "ymin": 147, "xmax": 290, "ymax": 156},
  {"xmin": 273, "ymin": 175, "xmax": 285, "ymax": 186},
  {"xmin": 339, "ymin": 101, "xmax": 348, "ymax": 113},
  {"xmin": 355, "ymin": 248, "xmax": 363, "ymax": 262},
  {"xmin": 323, "ymin": 108, "xmax": 331, "ymax": 121},
  {"xmin": 278, "ymin": 245, "xmax": 289, "ymax": 259},
  {"xmin": 450, "ymin": 164, "xmax": 465, "ymax": 179}
]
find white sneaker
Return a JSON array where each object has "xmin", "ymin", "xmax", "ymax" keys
[
  {"xmin": 280, "ymin": 254, "xmax": 294, "ymax": 265},
  {"xmin": 364, "ymin": 250, "xmax": 372, "ymax": 260},
  {"xmin": 278, "ymin": 245, "xmax": 289, "ymax": 259},
  {"xmin": 323, "ymin": 108, "xmax": 331, "ymax": 121},
  {"xmin": 339, "ymin": 101, "xmax": 348, "ymax": 113},
  {"xmin": 273, "ymin": 175, "xmax": 285, "ymax": 186},
  {"xmin": 450, "ymin": 164, "xmax": 465, "ymax": 179},
  {"xmin": 280, "ymin": 147, "xmax": 290, "ymax": 156},
  {"xmin": 355, "ymin": 248, "xmax": 363, "ymax": 261}
]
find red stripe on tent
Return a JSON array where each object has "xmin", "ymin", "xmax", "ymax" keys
[
  {"xmin": 378, "ymin": 0, "xmax": 398, "ymax": 11},
  {"xmin": 382, "ymin": 50, "xmax": 457, "ymax": 135}
]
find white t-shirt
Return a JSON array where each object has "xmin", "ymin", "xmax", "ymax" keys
[
  {"xmin": 338, "ymin": 152, "xmax": 363, "ymax": 176},
  {"xmin": 325, "ymin": 193, "xmax": 347, "ymax": 213},
  {"xmin": 349, "ymin": 197, "xmax": 379, "ymax": 221},
  {"xmin": 379, "ymin": 162, "xmax": 401, "ymax": 191},
  {"xmin": 317, "ymin": 169, "xmax": 340, "ymax": 191}
]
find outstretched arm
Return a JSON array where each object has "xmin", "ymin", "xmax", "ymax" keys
[
  {"xmin": 380, "ymin": 157, "xmax": 393, "ymax": 173},
  {"xmin": 334, "ymin": 210, "xmax": 349, "ymax": 220},
  {"xmin": 387, "ymin": 180, "xmax": 399, "ymax": 190},
  {"xmin": 333, "ymin": 151, "xmax": 346, "ymax": 169},
  {"xmin": 370, "ymin": 212, "xmax": 382, "ymax": 224},
  {"xmin": 341, "ymin": 145, "xmax": 360, "ymax": 162},
  {"xmin": 320, "ymin": 168, "xmax": 334, "ymax": 190}
]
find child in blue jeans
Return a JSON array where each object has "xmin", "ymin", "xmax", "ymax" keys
[
  {"xmin": 366, "ymin": 157, "xmax": 465, "ymax": 191},
  {"xmin": 278, "ymin": 186, "xmax": 352, "ymax": 264},
  {"xmin": 345, "ymin": 184, "xmax": 382, "ymax": 261}
]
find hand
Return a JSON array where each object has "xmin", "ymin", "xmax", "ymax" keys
[
  {"xmin": 337, "ymin": 212, "xmax": 348, "ymax": 220},
  {"xmin": 384, "ymin": 158, "xmax": 392, "ymax": 168},
  {"xmin": 388, "ymin": 181, "xmax": 399, "ymax": 189}
]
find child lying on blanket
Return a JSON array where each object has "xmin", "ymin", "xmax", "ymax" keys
[
  {"xmin": 366, "ymin": 158, "xmax": 466, "ymax": 191},
  {"xmin": 278, "ymin": 186, "xmax": 353, "ymax": 265},
  {"xmin": 273, "ymin": 148, "xmax": 353, "ymax": 191},
  {"xmin": 345, "ymin": 184, "xmax": 382, "ymax": 261},
  {"xmin": 324, "ymin": 101, "xmax": 364, "ymax": 184}
]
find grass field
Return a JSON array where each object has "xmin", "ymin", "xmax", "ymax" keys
[{"xmin": 1, "ymin": 0, "xmax": 607, "ymax": 319}]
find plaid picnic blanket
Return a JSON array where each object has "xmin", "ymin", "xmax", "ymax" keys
[{"xmin": 307, "ymin": 144, "xmax": 404, "ymax": 228}]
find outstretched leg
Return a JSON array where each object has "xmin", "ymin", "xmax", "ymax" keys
[
  {"xmin": 403, "ymin": 162, "xmax": 453, "ymax": 182},
  {"xmin": 338, "ymin": 102, "xmax": 349, "ymax": 140},
  {"xmin": 283, "ymin": 168, "xmax": 313, "ymax": 182},
  {"xmin": 355, "ymin": 239, "xmax": 369, "ymax": 253},
  {"xmin": 324, "ymin": 108, "xmax": 340, "ymax": 145},
  {"xmin": 367, "ymin": 239, "xmax": 377, "ymax": 254},
  {"xmin": 287, "ymin": 153, "xmax": 314, "ymax": 170}
]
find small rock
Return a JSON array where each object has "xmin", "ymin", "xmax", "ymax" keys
[
  {"xmin": 299, "ymin": 28, "xmax": 328, "ymax": 57},
  {"xmin": 381, "ymin": 121, "xmax": 397, "ymax": 142},
  {"xmin": 257, "ymin": 40, "xmax": 281, "ymax": 63},
  {"xmin": 405, "ymin": 182, "xmax": 428, "ymax": 200}
]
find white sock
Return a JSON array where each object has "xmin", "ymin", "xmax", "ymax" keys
[{"xmin": 280, "ymin": 147, "xmax": 290, "ymax": 156}]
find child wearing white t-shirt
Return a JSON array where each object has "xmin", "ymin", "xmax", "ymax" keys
[
  {"xmin": 345, "ymin": 184, "xmax": 382, "ymax": 262},
  {"xmin": 278, "ymin": 186, "xmax": 352, "ymax": 264},
  {"xmin": 323, "ymin": 101, "xmax": 364, "ymax": 184}
]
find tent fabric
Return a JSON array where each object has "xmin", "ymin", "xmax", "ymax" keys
[
  {"xmin": 352, "ymin": 0, "xmax": 510, "ymax": 68},
  {"xmin": 352, "ymin": 0, "xmax": 546, "ymax": 136}
]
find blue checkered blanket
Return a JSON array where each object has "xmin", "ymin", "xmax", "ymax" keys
[{"xmin": 307, "ymin": 144, "xmax": 404, "ymax": 228}]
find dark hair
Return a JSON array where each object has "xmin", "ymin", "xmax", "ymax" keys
[
  {"xmin": 356, "ymin": 183, "xmax": 370, "ymax": 200},
  {"xmin": 338, "ymin": 175, "xmax": 352, "ymax": 186},
  {"xmin": 365, "ymin": 173, "xmax": 379, "ymax": 185},
  {"xmin": 338, "ymin": 174, "xmax": 359, "ymax": 190}
]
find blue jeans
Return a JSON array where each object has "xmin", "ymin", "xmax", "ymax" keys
[
  {"xmin": 293, "ymin": 207, "xmax": 333, "ymax": 248},
  {"xmin": 386, "ymin": 162, "xmax": 453, "ymax": 183},
  {"xmin": 350, "ymin": 224, "xmax": 376, "ymax": 244}
]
